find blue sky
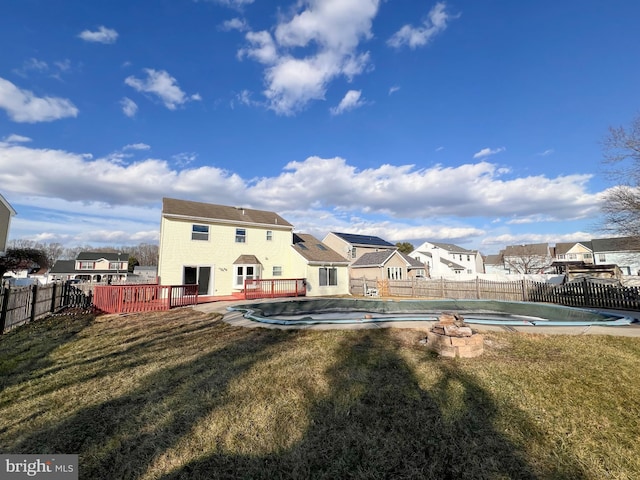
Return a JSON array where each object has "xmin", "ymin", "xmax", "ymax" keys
[{"xmin": 1, "ymin": 0, "xmax": 639, "ymax": 254}]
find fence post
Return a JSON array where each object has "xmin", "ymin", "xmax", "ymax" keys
[
  {"xmin": 1, "ymin": 286, "xmax": 10, "ymax": 334},
  {"xmin": 475, "ymin": 277, "xmax": 480, "ymax": 299},
  {"xmin": 50, "ymin": 282, "xmax": 57, "ymax": 313},
  {"xmin": 583, "ymin": 277, "xmax": 591, "ymax": 307},
  {"xmin": 30, "ymin": 284, "xmax": 39, "ymax": 323},
  {"xmin": 440, "ymin": 277, "xmax": 445, "ymax": 299},
  {"xmin": 521, "ymin": 279, "xmax": 528, "ymax": 302}
]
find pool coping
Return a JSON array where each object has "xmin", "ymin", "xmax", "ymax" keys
[{"xmin": 193, "ymin": 298, "xmax": 640, "ymax": 337}]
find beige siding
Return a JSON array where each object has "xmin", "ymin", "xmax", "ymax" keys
[
  {"xmin": 158, "ymin": 216, "xmax": 294, "ymax": 296},
  {"xmin": 0, "ymin": 202, "xmax": 10, "ymax": 252},
  {"xmin": 322, "ymin": 233, "xmax": 351, "ymax": 260}
]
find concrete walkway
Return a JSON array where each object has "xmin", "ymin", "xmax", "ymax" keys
[{"xmin": 193, "ymin": 299, "xmax": 640, "ymax": 337}]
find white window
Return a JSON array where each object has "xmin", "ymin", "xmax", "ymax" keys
[
  {"xmin": 272, "ymin": 266, "xmax": 282, "ymax": 276},
  {"xmin": 109, "ymin": 262, "xmax": 124, "ymax": 270},
  {"xmin": 557, "ymin": 254, "xmax": 565, "ymax": 259},
  {"xmin": 583, "ymin": 253, "xmax": 593, "ymax": 259},
  {"xmin": 236, "ymin": 228, "xmax": 246, "ymax": 243},
  {"xmin": 319, "ymin": 267, "xmax": 338, "ymax": 286},
  {"xmin": 598, "ymin": 254, "xmax": 606, "ymax": 262},
  {"xmin": 467, "ymin": 269, "xmax": 472, "ymax": 274},
  {"xmin": 192, "ymin": 224, "xmax": 209, "ymax": 241},
  {"xmin": 234, "ymin": 265, "xmax": 260, "ymax": 288},
  {"xmin": 351, "ymin": 247, "xmax": 357, "ymax": 259},
  {"xmin": 387, "ymin": 267, "xmax": 402, "ymax": 280},
  {"xmin": 79, "ymin": 262, "xmax": 94, "ymax": 270},
  {"xmin": 567, "ymin": 253, "xmax": 577, "ymax": 260},
  {"xmin": 266, "ymin": 230, "xmax": 273, "ymax": 241}
]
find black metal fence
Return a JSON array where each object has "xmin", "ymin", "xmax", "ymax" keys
[
  {"xmin": 1, "ymin": 282, "xmax": 93, "ymax": 334},
  {"xmin": 350, "ymin": 277, "xmax": 640, "ymax": 311}
]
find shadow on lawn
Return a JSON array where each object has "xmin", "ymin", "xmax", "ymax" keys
[
  {"xmin": 0, "ymin": 314, "xmax": 94, "ymax": 395},
  {"xmin": 11, "ymin": 324, "xmax": 588, "ymax": 479},
  {"xmin": 160, "ymin": 330, "xmax": 588, "ymax": 480},
  {"xmin": 10, "ymin": 323, "xmax": 291, "ymax": 479}
]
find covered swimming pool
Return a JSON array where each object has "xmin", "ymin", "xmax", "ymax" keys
[{"xmin": 227, "ymin": 298, "xmax": 636, "ymax": 327}]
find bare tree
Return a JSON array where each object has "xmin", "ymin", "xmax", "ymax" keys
[
  {"xmin": 503, "ymin": 244, "xmax": 553, "ymax": 274},
  {"xmin": 601, "ymin": 114, "xmax": 640, "ymax": 237}
]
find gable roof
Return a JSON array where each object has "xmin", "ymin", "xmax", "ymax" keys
[
  {"xmin": 162, "ymin": 197, "xmax": 293, "ymax": 228},
  {"xmin": 484, "ymin": 254, "xmax": 504, "ymax": 265},
  {"xmin": 504, "ymin": 243, "xmax": 549, "ymax": 257},
  {"xmin": 440, "ymin": 258, "xmax": 465, "ymax": 270},
  {"xmin": 292, "ymin": 233, "xmax": 349, "ymax": 264},
  {"xmin": 591, "ymin": 236, "xmax": 640, "ymax": 253},
  {"xmin": 49, "ymin": 260, "xmax": 76, "ymax": 274},
  {"xmin": 401, "ymin": 252, "xmax": 426, "ymax": 268},
  {"xmin": 429, "ymin": 242, "xmax": 475, "ymax": 254},
  {"xmin": 76, "ymin": 252, "xmax": 129, "ymax": 261},
  {"xmin": 329, "ymin": 232, "xmax": 395, "ymax": 248},
  {"xmin": 555, "ymin": 241, "xmax": 592, "ymax": 255},
  {"xmin": 351, "ymin": 250, "xmax": 397, "ymax": 267},
  {"xmin": 0, "ymin": 192, "xmax": 16, "ymax": 216}
]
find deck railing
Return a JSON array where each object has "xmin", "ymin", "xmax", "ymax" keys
[
  {"xmin": 93, "ymin": 284, "xmax": 198, "ymax": 314},
  {"xmin": 243, "ymin": 278, "xmax": 306, "ymax": 300}
]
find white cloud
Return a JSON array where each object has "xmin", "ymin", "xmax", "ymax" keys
[
  {"xmin": 0, "ymin": 142, "xmax": 603, "ymax": 248},
  {"xmin": 237, "ymin": 0, "xmax": 380, "ymax": 115},
  {"xmin": 220, "ymin": 17, "xmax": 248, "ymax": 31},
  {"xmin": 0, "ymin": 77, "xmax": 78, "ymax": 123},
  {"xmin": 388, "ymin": 2, "xmax": 455, "ymax": 49},
  {"xmin": 473, "ymin": 147, "xmax": 505, "ymax": 159},
  {"xmin": 330, "ymin": 90, "xmax": 365, "ymax": 115},
  {"xmin": 125, "ymin": 69, "xmax": 201, "ymax": 110},
  {"xmin": 481, "ymin": 232, "xmax": 594, "ymax": 249},
  {"xmin": 78, "ymin": 26, "xmax": 119, "ymax": 44},
  {"xmin": 3, "ymin": 134, "xmax": 32, "ymax": 143},
  {"xmin": 120, "ymin": 97, "xmax": 138, "ymax": 117},
  {"xmin": 123, "ymin": 143, "xmax": 151, "ymax": 151},
  {"xmin": 388, "ymin": 85, "xmax": 400, "ymax": 95},
  {"xmin": 538, "ymin": 148, "xmax": 554, "ymax": 156}
]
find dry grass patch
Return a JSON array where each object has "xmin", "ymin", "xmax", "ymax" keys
[{"xmin": 1, "ymin": 309, "xmax": 639, "ymax": 479}]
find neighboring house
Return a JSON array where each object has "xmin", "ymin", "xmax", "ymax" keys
[
  {"xmin": 48, "ymin": 252, "xmax": 129, "ymax": 283},
  {"xmin": 290, "ymin": 233, "xmax": 350, "ymax": 296},
  {"xmin": 322, "ymin": 232, "xmax": 396, "ymax": 262},
  {"xmin": 409, "ymin": 241, "xmax": 483, "ymax": 277},
  {"xmin": 158, "ymin": 197, "xmax": 296, "ymax": 297},
  {"xmin": 553, "ymin": 242, "xmax": 594, "ymax": 265},
  {"xmin": 591, "ymin": 236, "xmax": 640, "ymax": 275},
  {"xmin": 0, "ymin": 192, "xmax": 16, "ymax": 256},
  {"xmin": 502, "ymin": 243, "xmax": 553, "ymax": 274},
  {"xmin": 483, "ymin": 252, "xmax": 509, "ymax": 275},
  {"xmin": 350, "ymin": 249, "xmax": 427, "ymax": 281}
]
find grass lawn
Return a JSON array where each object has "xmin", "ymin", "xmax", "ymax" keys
[{"xmin": 1, "ymin": 308, "xmax": 640, "ymax": 479}]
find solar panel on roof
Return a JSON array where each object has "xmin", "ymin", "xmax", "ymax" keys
[{"xmin": 333, "ymin": 232, "xmax": 394, "ymax": 247}]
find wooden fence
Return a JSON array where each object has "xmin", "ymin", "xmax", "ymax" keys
[
  {"xmin": 243, "ymin": 278, "xmax": 306, "ymax": 300},
  {"xmin": 350, "ymin": 277, "xmax": 640, "ymax": 311},
  {"xmin": 93, "ymin": 284, "xmax": 199, "ymax": 314},
  {"xmin": 1, "ymin": 282, "xmax": 93, "ymax": 334}
]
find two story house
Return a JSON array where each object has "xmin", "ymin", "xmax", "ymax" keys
[
  {"xmin": 553, "ymin": 242, "xmax": 594, "ymax": 265},
  {"xmin": 157, "ymin": 197, "xmax": 351, "ymax": 297},
  {"xmin": 0, "ymin": 192, "xmax": 16, "ymax": 256},
  {"xmin": 350, "ymin": 250, "xmax": 426, "ymax": 282},
  {"xmin": 592, "ymin": 236, "xmax": 640, "ymax": 275},
  {"xmin": 48, "ymin": 252, "xmax": 129, "ymax": 283},
  {"xmin": 322, "ymin": 232, "xmax": 396, "ymax": 262},
  {"xmin": 409, "ymin": 241, "xmax": 483, "ymax": 277}
]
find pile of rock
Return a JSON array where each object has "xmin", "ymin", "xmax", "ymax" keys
[{"xmin": 424, "ymin": 312, "xmax": 484, "ymax": 358}]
